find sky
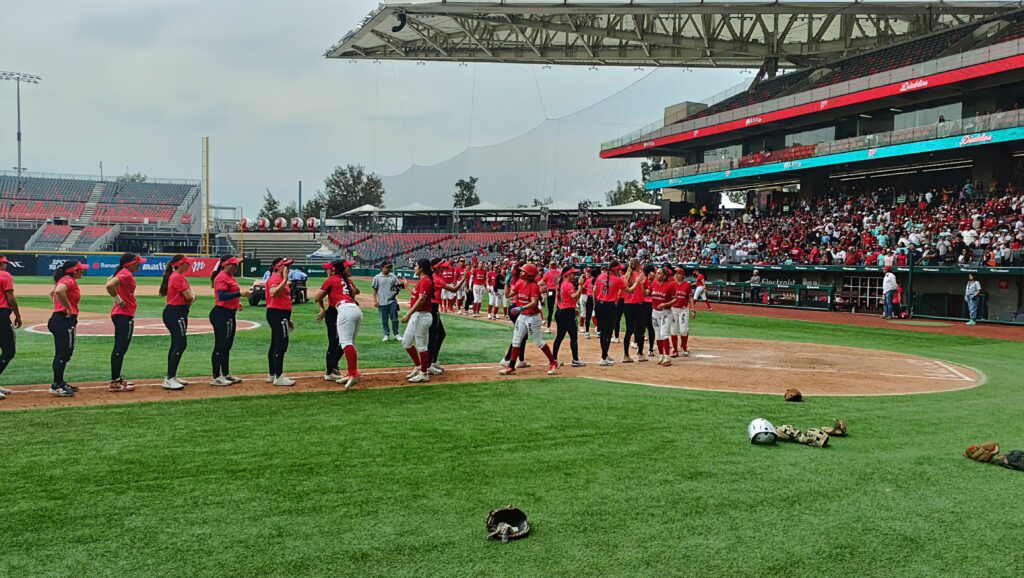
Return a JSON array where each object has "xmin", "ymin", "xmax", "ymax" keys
[{"xmin": 0, "ymin": 0, "xmax": 745, "ymax": 214}]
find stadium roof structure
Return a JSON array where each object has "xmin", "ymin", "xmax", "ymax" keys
[
  {"xmin": 326, "ymin": 1, "xmax": 1015, "ymax": 70},
  {"xmin": 335, "ymin": 199, "xmax": 660, "ymax": 218}
]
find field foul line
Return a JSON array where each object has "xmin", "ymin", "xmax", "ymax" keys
[{"xmin": 932, "ymin": 360, "xmax": 974, "ymax": 381}]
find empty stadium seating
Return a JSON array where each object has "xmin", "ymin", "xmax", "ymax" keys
[
  {"xmin": 100, "ymin": 182, "xmax": 191, "ymax": 206},
  {"xmin": 690, "ymin": 69, "xmax": 813, "ymax": 120},
  {"xmin": 0, "ymin": 201, "xmax": 85, "ymax": 220},
  {"xmin": 815, "ymin": 27, "xmax": 973, "ymax": 87},
  {"xmin": 93, "ymin": 204, "xmax": 176, "ymax": 224},
  {"xmin": 0, "ymin": 177, "xmax": 94, "ymax": 202},
  {"xmin": 32, "ymin": 224, "xmax": 73, "ymax": 251},
  {"xmin": 68, "ymin": 225, "xmax": 114, "ymax": 251}
]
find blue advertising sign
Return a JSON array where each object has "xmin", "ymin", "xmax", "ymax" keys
[
  {"xmin": 81, "ymin": 255, "xmax": 171, "ymax": 277},
  {"xmin": 2, "ymin": 254, "xmax": 37, "ymax": 276},
  {"xmin": 36, "ymin": 254, "xmax": 88, "ymax": 276},
  {"xmin": 646, "ymin": 126, "xmax": 1024, "ymax": 188},
  {"xmin": 137, "ymin": 256, "xmax": 171, "ymax": 277}
]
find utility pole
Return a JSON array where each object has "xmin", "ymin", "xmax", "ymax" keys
[{"xmin": 1, "ymin": 71, "xmax": 43, "ymax": 187}]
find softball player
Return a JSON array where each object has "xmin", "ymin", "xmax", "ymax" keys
[
  {"xmin": 314, "ymin": 260, "xmax": 346, "ymax": 382},
  {"xmin": 670, "ymin": 267, "xmax": 693, "ymax": 357},
  {"xmin": 105, "ymin": 252, "xmax": 145, "ymax": 391},
  {"xmin": 0, "ymin": 256, "xmax": 21, "ymax": 400},
  {"xmin": 469, "ymin": 258, "xmax": 487, "ymax": 317},
  {"xmin": 486, "ymin": 264, "xmax": 499, "ymax": 319},
  {"xmin": 403, "ymin": 258, "xmax": 435, "ymax": 383},
  {"xmin": 440, "ymin": 262, "xmax": 457, "ymax": 312},
  {"xmin": 159, "ymin": 255, "xmax": 195, "ymax": 391},
  {"xmin": 454, "ymin": 258, "xmax": 468, "ymax": 313},
  {"xmin": 692, "ymin": 269, "xmax": 713, "ymax": 310},
  {"xmin": 265, "ymin": 258, "xmax": 296, "ymax": 386},
  {"xmin": 331, "ymin": 259, "xmax": 363, "ymax": 389},
  {"xmin": 579, "ymin": 267, "xmax": 594, "ymax": 338},
  {"xmin": 551, "ymin": 266, "xmax": 585, "ymax": 367},
  {"xmin": 621, "ymin": 259, "xmax": 646, "ymax": 363},
  {"xmin": 428, "ymin": 259, "xmax": 464, "ymax": 374},
  {"xmin": 647, "ymin": 266, "xmax": 676, "ymax": 366},
  {"xmin": 499, "ymin": 263, "xmax": 558, "ymax": 376},
  {"xmin": 209, "ymin": 255, "xmax": 247, "ymax": 386},
  {"xmin": 542, "ymin": 261, "xmax": 560, "ymax": 333},
  {"xmin": 48, "ymin": 260, "xmax": 87, "ymax": 397},
  {"xmin": 593, "ymin": 262, "xmax": 625, "ymax": 366}
]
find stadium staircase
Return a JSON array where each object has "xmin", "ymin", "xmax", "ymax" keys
[
  {"xmin": 170, "ymin": 186, "xmax": 199, "ymax": 227},
  {"xmin": 78, "ymin": 182, "xmax": 106, "ymax": 223},
  {"xmin": 58, "ymin": 229, "xmax": 83, "ymax": 252}
]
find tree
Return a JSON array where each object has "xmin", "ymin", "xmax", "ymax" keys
[
  {"xmin": 604, "ymin": 179, "xmax": 653, "ymax": 206},
  {"xmin": 312, "ymin": 164, "xmax": 386, "ymax": 217},
  {"xmin": 257, "ymin": 189, "xmax": 281, "ymax": 220},
  {"xmin": 280, "ymin": 201, "xmax": 299, "ymax": 220},
  {"xmin": 117, "ymin": 172, "xmax": 147, "ymax": 184},
  {"xmin": 453, "ymin": 176, "xmax": 480, "ymax": 208},
  {"xmin": 531, "ymin": 196, "xmax": 554, "ymax": 207},
  {"xmin": 640, "ymin": 157, "xmax": 664, "ymax": 184}
]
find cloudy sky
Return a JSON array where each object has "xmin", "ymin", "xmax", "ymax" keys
[{"xmin": 1, "ymin": 0, "xmax": 745, "ymax": 213}]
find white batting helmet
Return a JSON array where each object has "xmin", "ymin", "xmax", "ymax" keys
[{"xmin": 748, "ymin": 418, "xmax": 778, "ymax": 445}]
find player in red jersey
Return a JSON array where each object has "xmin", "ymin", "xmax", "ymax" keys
[
  {"xmin": 469, "ymin": 258, "xmax": 488, "ymax": 317},
  {"xmin": 428, "ymin": 259, "xmax": 464, "ymax": 374},
  {"xmin": 692, "ymin": 269, "xmax": 712, "ymax": 310},
  {"xmin": 47, "ymin": 260, "xmax": 88, "ymax": 397},
  {"xmin": 105, "ymin": 252, "xmax": 146, "ymax": 391},
  {"xmin": 485, "ymin": 264, "xmax": 499, "ymax": 319},
  {"xmin": 646, "ymin": 266, "xmax": 676, "ymax": 366},
  {"xmin": 440, "ymin": 262, "xmax": 457, "ymax": 312},
  {"xmin": 159, "ymin": 255, "xmax": 196, "ymax": 391},
  {"xmin": 541, "ymin": 261, "xmax": 560, "ymax": 333},
  {"xmin": 670, "ymin": 266, "xmax": 693, "ymax": 357},
  {"xmin": 620, "ymin": 259, "xmax": 647, "ymax": 363},
  {"xmin": 0, "ymin": 255, "xmax": 22, "ymax": 400},
  {"xmin": 402, "ymin": 258, "xmax": 435, "ymax": 383},
  {"xmin": 454, "ymin": 258, "xmax": 468, "ymax": 314},
  {"xmin": 593, "ymin": 262, "xmax": 626, "ymax": 365},
  {"xmin": 551, "ymin": 266, "xmax": 585, "ymax": 367},
  {"xmin": 578, "ymin": 266, "xmax": 595, "ymax": 338},
  {"xmin": 209, "ymin": 255, "xmax": 249, "ymax": 386},
  {"xmin": 499, "ymin": 263, "xmax": 558, "ymax": 376}
]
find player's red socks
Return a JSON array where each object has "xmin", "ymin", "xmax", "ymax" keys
[
  {"xmin": 671, "ymin": 335, "xmax": 679, "ymax": 353},
  {"xmin": 406, "ymin": 347, "xmax": 419, "ymax": 365},
  {"xmin": 343, "ymin": 345, "xmax": 358, "ymax": 376},
  {"xmin": 682, "ymin": 335, "xmax": 689, "ymax": 352},
  {"xmin": 509, "ymin": 347, "xmax": 520, "ymax": 369},
  {"xmin": 541, "ymin": 344, "xmax": 555, "ymax": 364},
  {"xmin": 419, "ymin": 350, "xmax": 430, "ymax": 373}
]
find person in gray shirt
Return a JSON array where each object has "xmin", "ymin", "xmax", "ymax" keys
[
  {"xmin": 372, "ymin": 262, "xmax": 404, "ymax": 340},
  {"xmin": 964, "ymin": 273, "xmax": 982, "ymax": 326}
]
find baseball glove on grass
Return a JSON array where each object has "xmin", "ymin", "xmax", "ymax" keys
[
  {"xmin": 798, "ymin": 428, "xmax": 830, "ymax": 448},
  {"xmin": 486, "ymin": 506, "xmax": 530, "ymax": 542},
  {"xmin": 783, "ymin": 389, "xmax": 802, "ymax": 402},
  {"xmin": 822, "ymin": 419, "xmax": 847, "ymax": 437},
  {"xmin": 965, "ymin": 441, "xmax": 1000, "ymax": 463},
  {"xmin": 776, "ymin": 425, "xmax": 801, "ymax": 442}
]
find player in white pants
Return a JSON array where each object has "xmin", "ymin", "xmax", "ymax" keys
[
  {"xmin": 402, "ymin": 258, "xmax": 435, "ymax": 383},
  {"xmin": 670, "ymin": 267, "xmax": 693, "ymax": 357},
  {"xmin": 499, "ymin": 263, "xmax": 558, "ymax": 376},
  {"xmin": 328, "ymin": 259, "xmax": 363, "ymax": 389},
  {"xmin": 647, "ymin": 266, "xmax": 676, "ymax": 366}
]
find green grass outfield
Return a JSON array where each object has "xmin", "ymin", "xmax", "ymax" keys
[{"xmin": 1, "ymin": 279, "xmax": 1023, "ymax": 576}]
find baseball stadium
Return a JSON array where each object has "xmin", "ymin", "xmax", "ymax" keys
[{"xmin": 3, "ymin": 1, "xmax": 1024, "ymax": 576}]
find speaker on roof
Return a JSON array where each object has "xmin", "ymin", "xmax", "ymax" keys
[{"xmin": 392, "ymin": 12, "xmax": 407, "ymax": 33}]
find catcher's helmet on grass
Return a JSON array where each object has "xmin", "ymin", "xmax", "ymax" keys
[
  {"xmin": 486, "ymin": 506, "xmax": 530, "ymax": 542},
  {"xmin": 748, "ymin": 418, "xmax": 778, "ymax": 445}
]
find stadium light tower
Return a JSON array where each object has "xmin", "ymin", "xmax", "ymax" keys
[{"xmin": 0, "ymin": 71, "xmax": 42, "ymax": 183}]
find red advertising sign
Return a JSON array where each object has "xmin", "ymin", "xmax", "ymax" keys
[{"xmin": 601, "ymin": 53, "xmax": 1024, "ymax": 158}]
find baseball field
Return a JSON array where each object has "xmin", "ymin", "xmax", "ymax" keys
[{"xmin": 1, "ymin": 276, "xmax": 1022, "ymax": 576}]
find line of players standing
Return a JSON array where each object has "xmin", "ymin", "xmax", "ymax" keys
[{"xmin": 0, "ymin": 252, "xmax": 713, "ymax": 398}]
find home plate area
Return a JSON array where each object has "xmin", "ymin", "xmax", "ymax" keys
[{"xmin": 25, "ymin": 317, "xmax": 261, "ymax": 337}]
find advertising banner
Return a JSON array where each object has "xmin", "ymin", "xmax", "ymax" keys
[
  {"xmin": 36, "ymin": 254, "xmax": 88, "ymax": 276},
  {"xmin": 181, "ymin": 257, "xmax": 221, "ymax": 278},
  {"xmin": 84, "ymin": 254, "xmax": 124, "ymax": 277},
  {"xmin": 2, "ymin": 254, "xmax": 37, "ymax": 276}
]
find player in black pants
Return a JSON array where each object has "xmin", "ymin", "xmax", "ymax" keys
[
  {"xmin": 552, "ymin": 266, "xmax": 585, "ymax": 367},
  {"xmin": 105, "ymin": 252, "xmax": 145, "ymax": 392},
  {"xmin": 210, "ymin": 255, "xmax": 248, "ymax": 386},
  {"xmin": 48, "ymin": 260, "xmax": 87, "ymax": 397},
  {"xmin": 0, "ymin": 255, "xmax": 23, "ymax": 400},
  {"xmin": 642, "ymin": 264, "xmax": 657, "ymax": 358},
  {"xmin": 159, "ymin": 255, "xmax": 196, "ymax": 390}
]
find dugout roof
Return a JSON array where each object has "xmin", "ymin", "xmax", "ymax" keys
[{"xmin": 326, "ymin": 1, "xmax": 1012, "ymax": 69}]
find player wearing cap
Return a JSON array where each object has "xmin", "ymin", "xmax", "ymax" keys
[
  {"xmin": 328, "ymin": 259, "xmax": 363, "ymax": 389},
  {"xmin": 692, "ymin": 269, "xmax": 712, "ymax": 311},
  {"xmin": 499, "ymin": 263, "xmax": 558, "ymax": 376},
  {"xmin": 105, "ymin": 252, "xmax": 146, "ymax": 392},
  {"xmin": 428, "ymin": 259, "xmax": 464, "ymax": 374},
  {"xmin": 551, "ymin": 266, "xmax": 585, "ymax": 368},
  {"xmin": 647, "ymin": 266, "xmax": 676, "ymax": 366},
  {"xmin": 314, "ymin": 261, "xmax": 345, "ymax": 382},
  {"xmin": 159, "ymin": 255, "xmax": 196, "ymax": 391},
  {"xmin": 440, "ymin": 260, "xmax": 457, "ymax": 313},
  {"xmin": 208, "ymin": 255, "xmax": 248, "ymax": 386},
  {"xmin": 0, "ymin": 255, "xmax": 22, "ymax": 400},
  {"xmin": 486, "ymin": 263, "xmax": 500, "ymax": 319},
  {"xmin": 454, "ymin": 258, "xmax": 468, "ymax": 314},
  {"xmin": 642, "ymin": 264, "xmax": 657, "ymax": 359},
  {"xmin": 48, "ymin": 260, "xmax": 88, "ymax": 397},
  {"xmin": 469, "ymin": 258, "xmax": 488, "ymax": 318},
  {"xmin": 670, "ymin": 266, "xmax": 693, "ymax": 357},
  {"xmin": 402, "ymin": 258, "xmax": 435, "ymax": 383},
  {"xmin": 541, "ymin": 261, "xmax": 560, "ymax": 334},
  {"xmin": 593, "ymin": 261, "xmax": 626, "ymax": 365},
  {"xmin": 264, "ymin": 258, "xmax": 298, "ymax": 386}
]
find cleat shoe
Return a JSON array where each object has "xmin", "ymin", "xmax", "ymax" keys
[
  {"xmin": 162, "ymin": 378, "xmax": 185, "ymax": 391},
  {"xmin": 265, "ymin": 374, "xmax": 275, "ymax": 383},
  {"xmin": 174, "ymin": 379, "xmax": 189, "ymax": 386},
  {"xmin": 662, "ymin": 357, "xmax": 673, "ymax": 367},
  {"xmin": 622, "ymin": 356, "xmax": 634, "ymax": 364},
  {"xmin": 429, "ymin": 363, "xmax": 445, "ymax": 375},
  {"xmin": 600, "ymin": 358, "xmax": 614, "ymax": 367},
  {"xmin": 637, "ymin": 354, "xmax": 648, "ymax": 362},
  {"xmin": 611, "ymin": 337, "xmax": 619, "ymax": 343},
  {"xmin": 225, "ymin": 375, "xmax": 243, "ymax": 384},
  {"xmin": 273, "ymin": 376, "xmax": 296, "ymax": 387},
  {"xmin": 547, "ymin": 363, "xmax": 559, "ymax": 376},
  {"xmin": 499, "ymin": 359, "xmax": 510, "ymax": 369},
  {"xmin": 570, "ymin": 360, "xmax": 586, "ymax": 368},
  {"xmin": 408, "ymin": 372, "xmax": 430, "ymax": 383},
  {"xmin": 407, "ymin": 368, "xmax": 421, "ymax": 379},
  {"xmin": 64, "ymin": 383, "xmax": 79, "ymax": 392},
  {"xmin": 0, "ymin": 391, "xmax": 4, "ymax": 400},
  {"xmin": 683, "ymin": 350, "xmax": 690, "ymax": 357},
  {"xmin": 584, "ymin": 332, "xmax": 591, "ymax": 339},
  {"xmin": 0, "ymin": 386, "xmax": 11, "ymax": 395},
  {"xmin": 344, "ymin": 371, "xmax": 362, "ymax": 390},
  {"xmin": 498, "ymin": 367, "xmax": 517, "ymax": 376},
  {"xmin": 324, "ymin": 371, "xmax": 342, "ymax": 382},
  {"xmin": 210, "ymin": 376, "xmax": 233, "ymax": 386},
  {"xmin": 519, "ymin": 361, "xmax": 531, "ymax": 369},
  {"xmin": 670, "ymin": 351, "xmax": 679, "ymax": 358},
  {"xmin": 49, "ymin": 384, "xmax": 74, "ymax": 397}
]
